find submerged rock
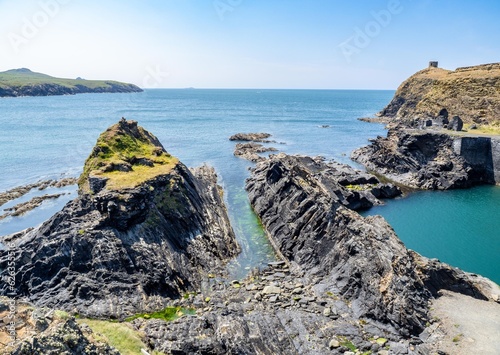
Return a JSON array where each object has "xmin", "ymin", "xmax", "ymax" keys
[
  {"xmin": 0, "ymin": 119, "xmax": 239, "ymax": 318},
  {"xmin": 0, "ymin": 178, "xmax": 77, "ymax": 207}
]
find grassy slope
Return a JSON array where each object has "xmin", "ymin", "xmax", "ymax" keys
[
  {"xmin": 0, "ymin": 68, "xmax": 140, "ymax": 90},
  {"xmin": 382, "ymin": 63, "xmax": 500, "ymax": 124}
]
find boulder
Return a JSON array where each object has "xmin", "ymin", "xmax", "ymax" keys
[{"xmin": 448, "ymin": 116, "xmax": 464, "ymax": 131}]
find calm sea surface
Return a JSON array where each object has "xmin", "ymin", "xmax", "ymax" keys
[{"xmin": 0, "ymin": 89, "xmax": 498, "ymax": 282}]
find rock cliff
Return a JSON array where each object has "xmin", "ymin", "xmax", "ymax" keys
[
  {"xmin": 379, "ymin": 63, "xmax": 500, "ymax": 124},
  {"xmin": 0, "ymin": 119, "xmax": 239, "ymax": 318},
  {"xmin": 351, "ymin": 129, "xmax": 499, "ymax": 189},
  {"xmin": 245, "ymin": 154, "xmax": 496, "ymax": 336}
]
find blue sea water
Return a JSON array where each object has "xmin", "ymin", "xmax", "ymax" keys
[{"xmin": 0, "ymin": 89, "xmax": 498, "ymax": 282}]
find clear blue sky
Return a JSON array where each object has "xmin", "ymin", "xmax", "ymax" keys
[{"xmin": 0, "ymin": 0, "xmax": 499, "ymax": 89}]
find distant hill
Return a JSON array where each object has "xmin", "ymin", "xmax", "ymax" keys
[
  {"xmin": 379, "ymin": 63, "xmax": 500, "ymax": 124},
  {"xmin": 0, "ymin": 68, "xmax": 142, "ymax": 97}
]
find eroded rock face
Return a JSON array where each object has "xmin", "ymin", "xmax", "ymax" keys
[
  {"xmin": 352, "ymin": 130, "xmax": 471, "ymax": 189},
  {"xmin": 351, "ymin": 129, "xmax": 497, "ymax": 189},
  {"xmin": 0, "ymin": 120, "xmax": 239, "ymax": 318},
  {"xmin": 244, "ymin": 153, "xmax": 495, "ymax": 337},
  {"xmin": 245, "ymin": 154, "xmax": 429, "ymax": 335}
]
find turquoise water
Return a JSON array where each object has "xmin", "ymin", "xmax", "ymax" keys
[
  {"xmin": 362, "ymin": 186, "xmax": 500, "ymax": 284},
  {"xmin": 0, "ymin": 89, "xmax": 389, "ymax": 277},
  {"xmin": 0, "ymin": 89, "xmax": 498, "ymax": 282}
]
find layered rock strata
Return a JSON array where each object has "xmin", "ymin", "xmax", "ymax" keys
[
  {"xmin": 351, "ymin": 129, "xmax": 500, "ymax": 189},
  {"xmin": 0, "ymin": 119, "xmax": 239, "ymax": 318},
  {"xmin": 245, "ymin": 153, "xmax": 496, "ymax": 336}
]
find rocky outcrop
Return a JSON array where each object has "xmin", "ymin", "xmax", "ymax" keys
[
  {"xmin": 233, "ymin": 142, "xmax": 278, "ymax": 162},
  {"xmin": 245, "ymin": 153, "xmax": 496, "ymax": 337},
  {"xmin": 0, "ymin": 178, "xmax": 76, "ymax": 207},
  {"xmin": 230, "ymin": 132, "xmax": 280, "ymax": 162},
  {"xmin": 229, "ymin": 132, "xmax": 274, "ymax": 143},
  {"xmin": 137, "ymin": 262, "xmax": 415, "ymax": 355},
  {"xmin": 0, "ymin": 194, "xmax": 67, "ymax": 220},
  {"xmin": 0, "ymin": 68, "xmax": 142, "ymax": 97},
  {"xmin": 378, "ymin": 63, "xmax": 500, "ymax": 125},
  {"xmin": 351, "ymin": 129, "xmax": 498, "ymax": 189},
  {"xmin": 0, "ymin": 297, "xmax": 120, "ymax": 354},
  {"xmin": 251, "ymin": 154, "xmax": 401, "ymax": 210},
  {"xmin": 0, "ymin": 119, "xmax": 239, "ymax": 318}
]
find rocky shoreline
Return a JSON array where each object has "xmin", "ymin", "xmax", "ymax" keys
[
  {"xmin": 1, "ymin": 120, "xmax": 499, "ymax": 354},
  {"xmin": 351, "ymin": 129, "xmax": 499, "ymax": 190},
  {"xmin": 0, "ymin": 178, "xmax": 77, "ymax": 207},
  {"xmin": 0, "ymin": 120, "xmax": 239, "ymax": 320}
]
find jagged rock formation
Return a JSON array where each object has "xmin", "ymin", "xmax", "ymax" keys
[
  {"xmin": 245, "ymin": 153, "xmax": 496, "ymax": 336},
  {"xmin": 378, "ymin": 63, "xmax": 500, "ymax": 124},
  {"xmin": 1, "ymin": 297, "xmax": 120, "ymax": 354},
  {"xmin": 0, "ymin": 119, "xmax": 239, "ymax": 318},
  {"xmin": 0, "ymin": 68, "xmax": 142, "ymax": 97},
  {"xmin": 351, "ymin": 129, "xmax": 499, "ymax": 189}
]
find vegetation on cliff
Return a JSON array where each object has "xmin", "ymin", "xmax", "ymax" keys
[
  {"xmin": 379, "ymin": 63, "xmax": 500, "ymax": 125},
  {"xmin": 79, "ymin": 118, "xmax": 178, "ymax": 192},
  {"xmin": 0, "ymin": 119, "xmax": 239, "ymax": 321},
  {"xmin": 0, "ymin": 68, "xmax": 142, "ymax": 97}
]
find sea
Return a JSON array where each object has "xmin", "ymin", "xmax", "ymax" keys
[{"xmin": 0, "ymin": 89, "xmax": 498, "ymax": 283}]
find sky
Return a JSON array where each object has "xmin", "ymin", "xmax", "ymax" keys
[{"xmin": 0, "ymin": 0, "xmax": 499, "ymax": 89}]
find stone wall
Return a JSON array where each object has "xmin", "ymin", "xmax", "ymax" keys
[{"xmin": 453, "ymin": 136, "xmax": 500, "ymax": 185}]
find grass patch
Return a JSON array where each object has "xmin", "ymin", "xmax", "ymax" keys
[
  {"xmin": 79, "ymin": 120, "xmax": 179, "ymax": 192},
  {"xmin": 468, "ymin": 124, "xmax": 500, "ymax": 135},
  {"xmin": 102, "ymin": 162, "xmax": 178, "ymax": 190},
  {"xmin": 125, "ymin": 306, "xmax": 196, "ymax": 322},
  {"xmin": 78, "ymin": 319, "xmax": 153, "ymax": 355},
  {"xmin": 54, "ymin": 310, "xmax": 70, "ymax": 320},
  {"xmin": 338, "ymin": 336, "xmax": 357, "ymax": 352},
  {"xmin": 345, "ymin": 183, "xmax": 375, "ymax": 191}
]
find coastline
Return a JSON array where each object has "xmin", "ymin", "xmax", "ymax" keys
[{"xmin": 2, "ymin": 119, "xmax": 498, "ymax": 354}]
